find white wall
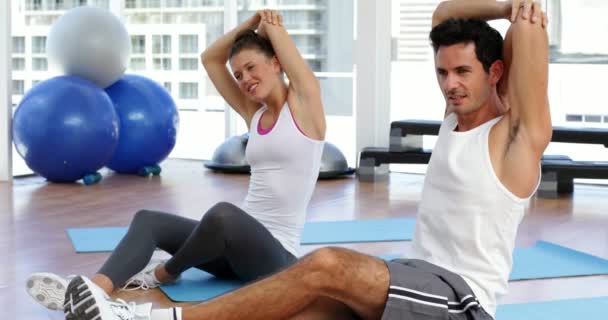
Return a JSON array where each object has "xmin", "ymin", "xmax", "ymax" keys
[{"xmin": 1, "ymin": 0, "xmax": 12, "ymax": 182}]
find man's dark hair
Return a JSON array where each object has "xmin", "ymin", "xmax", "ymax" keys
[
  {"xmin": 430, "ymin": 18, "xmax": 503, "ymax": 72},
  {"xmin": 228, "ymin": 29, "xmax": 275, "ymax": 60}
]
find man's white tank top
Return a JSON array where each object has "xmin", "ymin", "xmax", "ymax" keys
[
  {"xmin": 410, "ymin": 113, "xmax": 538, "ymax": 317},
  {"xmin": 242, "ymin": 104, "xmax": 324, "ymax": 257}
]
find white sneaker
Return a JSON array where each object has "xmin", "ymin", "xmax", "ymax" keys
[
  {"xmin": 121, "ymin": 260, "xmax": 177, "ymax": 291},
  {"xmin": 26, "ymin": 272, "xmax": 69, "ymax": 310},
  {"xmin": 64, "ymin": 276, "xmax": 152, "ymax": 320}
]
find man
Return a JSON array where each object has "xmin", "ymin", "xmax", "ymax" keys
[{"xmin": 63, "ymin": 1, "xmax": 550, "ymax": 319}]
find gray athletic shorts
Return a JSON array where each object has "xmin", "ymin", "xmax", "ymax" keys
[{"xmin": 381, "ymin": 259, "xmax": 494, "ymax": 320}]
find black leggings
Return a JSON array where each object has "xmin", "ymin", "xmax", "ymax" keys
[{"xmin": 97, "ymin": 202, "xmax": 297, "ymax": 286}]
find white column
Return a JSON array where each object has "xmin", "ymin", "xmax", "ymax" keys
[
  {"xmin": 0, "ymin": 0, "xmax": 12, "ymax": 182},
  {"xmin": 223, "ymin": 0, "xmax": 238, "ymax": 138},
  {"xmin": 354, "ymin": 0, "xmax": 392, "ymax": 166}
]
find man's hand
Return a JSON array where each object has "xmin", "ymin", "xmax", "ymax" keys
[{"xmin": 506, "ymin": 0, "xmax": 548, "ymax": 28}]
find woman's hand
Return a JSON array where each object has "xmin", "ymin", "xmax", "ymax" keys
[
  {"xmin": 256, "ymin": 9, "xmax": 283, "ymax": 38},
  {"xmin": 257, "ymin": 9, "xmax": 283, "ymax": 26}
]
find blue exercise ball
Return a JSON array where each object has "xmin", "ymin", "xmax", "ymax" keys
[
  {"xmin": 105, "ymin": 74, "xmax": 179, "ymax": 174},
  {"xmin": 12, "ymin": 76, "xmax": 119, "ymax": 182}
]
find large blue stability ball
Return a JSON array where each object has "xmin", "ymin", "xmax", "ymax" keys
[
  {"xmin": 12, "ymin": 76, "xmax": 119, "ymax": 182},
  {"xmin": 105, "ymin": 74, "xmax": 179, "ymax": 174}
]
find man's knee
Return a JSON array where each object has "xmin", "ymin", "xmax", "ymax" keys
[
  {"xmin": 287, "ymin": 247, "xmax": 346, "ymax": 292},
  {"xmin": 306, "ymin": 247, "xmax": 352, "ymax": 279}
]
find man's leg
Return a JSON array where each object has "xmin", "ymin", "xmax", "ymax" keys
[
  {"xmin": 288, "ymin": 297, "xmax": 361, "ymax": 320},
  {"xmin": 182, "ymin": 247, "xmax": 390, "ymax": 320}
]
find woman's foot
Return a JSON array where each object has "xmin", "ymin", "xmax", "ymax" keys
[
  {"xmin": 121, "ymin": 260, "xmax": 179, "ymax": 291},
  {"xmin": 26, "ymin": 272, "xmax": 69, "ymax": 310}
]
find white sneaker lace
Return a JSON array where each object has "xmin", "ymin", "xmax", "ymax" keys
[
  {"xmin": 119, "ymin": 261, "xmax": 164, "ymax": 292},
  {"xmin": 120, "ymin": 273, "xmax": 155, "ymax": 292},
  {"xmin": 112, "ymin": 298, "xmax": 150, "ymax": 319}
]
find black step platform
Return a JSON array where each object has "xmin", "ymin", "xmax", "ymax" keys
[
  {"xmin": 541, "ymin": 160, "xmax": 608, "ymax": 193},
  {"xmin": 359, "ymin": 147, "xmax": 432, "ymax": 167},
  {"xmin": 361, "ymin": 148, "xmax": 573, "ymax": 167},
  {"xmin": 359, "ymin": 146, "xmax": 608, "ymax": 194},
  {"xmin": 390, "ymin": 119, "xmax": 608, "ymax": 151},
  {"xmin": 372, "ymin": 119, "xmax": 608, "ymax": 193}
]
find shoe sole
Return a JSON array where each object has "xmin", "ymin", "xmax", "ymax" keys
[
  {"xmin": 26, "ymin": 273, "xmax": 67, "ymax": 310},
  {"xmin": 63, "ymin": 276, "xmax": 101, "ymax": 320}
]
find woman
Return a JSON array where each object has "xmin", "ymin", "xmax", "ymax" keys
[{"xmin": 27, "ymin": 10, "xmax": 326, "ymax": 318}]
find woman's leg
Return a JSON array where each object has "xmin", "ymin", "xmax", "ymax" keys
[
  {"xmin": 164, "ymin": 202, "xmax": 296, "ymax": 282},
  {"xmin": 93, "ymin": 209, "xmax": 199, "ymax": 293}
]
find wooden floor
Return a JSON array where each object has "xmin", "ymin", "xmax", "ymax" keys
[{"xmin": 2, "ymin": 159, "xmax": 608, "ymax": 319}]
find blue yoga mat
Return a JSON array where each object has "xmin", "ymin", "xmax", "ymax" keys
[
  {"xmin": 160, "ymin": 254, "xmax": 402, "ymax": 302},
  {"xmin": 66, "ymin": 223, "xmax": 608, "ymax": 302},
  {"xmin": 66, "ymin": 218, "xmax": 417, "ymax": 253},
  {"xmin": 300, "ymin": 218, "xmax": 416, "ymax": 244},
  {"xmin": 510, "ymin": 241, "xmax": 608, "ymax": 280},
  {"xmin": 67, "ymin": 227, "xmax": 128, "ymax": 253},
  {"xmin": 159, "ymin": 269, "xmax": 242, "ymax": 302},
  {"xmin": 156, "ymin": 241, "xmax": 608, "ymax": 302},
  {"xmin": 496, "ymin": 297, "xmax": 608, "ymax": 320}
]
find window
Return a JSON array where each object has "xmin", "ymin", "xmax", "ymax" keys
[
  {"xmin": 12, "ymin": 37, "xmax": 25, "ymax": 54},
  {"xmin": 308, "ymin": 60, "xmax": 322, "ymax": 71},
  {"xmin": 541, "ymin": 0, "xmax": 608, "ymax": 169},
  {"xmin": 166, "ymin": 0, "xmax": 183, "ymax": 7},
  {"xmin": 29, "ymin": 0, "xmax": 42, "ymax": 10},
  {"xmin": 31, "ymin": 36, "xmax": 46, "ymax": 54},
  {"xmin": 163, "ymin": 82, "xmax": 172, "ymax": 93},
  {"xmin": 153, "ymin": 35, "xmax": 172, "ymax": 54},
  {"xmin": 585, "ymin": 115, "xmax": 602, "ymax": 123},
  {"xmin": 122, "ymin": 1, "xmax": 226, "ymax": 161},
  {"xmin": 129, "ymin": 58, "xmax": 146, "ymax": 70},
  {"xmin": 9, "ymin": 0, "xmax": 358, "ymax": 172},
  {"xmin": 12, "ymin": 80, "xmax": 25, "ymax": 95},
  {"xmin": 566, "ymin": 114, "xmax": 583, "ymax": 123},
  {"xmin": 234, "ymin": 0, "xmax": 356, "ymax": 163},
  {"xmin": 131, "ymin": 35, "xmax": 146, "ymax": 54},
  {"xmin": 179, "ymin": 35, "xmax": 198, "ymax": 54},
  {"xmin": 26, "ymin": 15, "xmax": 55, "ymax": 26},
  {"xmin": 388, "ymin": 0, "xmax": 608, "ymax": 177},
  {"xmin": 546, "ymin": 0, "xmax": 608, "ymax": 63},
  {"xmin": 388, "ymin": 0, "xmax": 469, "ymax": 173},
  {"xmin": 153, "ymin": 58, "xmax": 172, "ymax": 70},
  {"xmin": 12, "ymin": 58, "xmax": 25, "ymax": 71},
  {"xmin": 32, "ymin": 58, "xmax": 48, "ymax": 71},
  {"xmin": 179, "ymin": 58, "xmax": 198, "ymax": 70},
  {"xmin": 142, "ymin": 0, "xmax": 161, "ymax": 7},
  {"xmin": 54, "ymin": 0, "xmax": 65, "ymax": 10},
  {"xmin": 179, "ymin": 82, "xmax": 199, "ymax": 99}
]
